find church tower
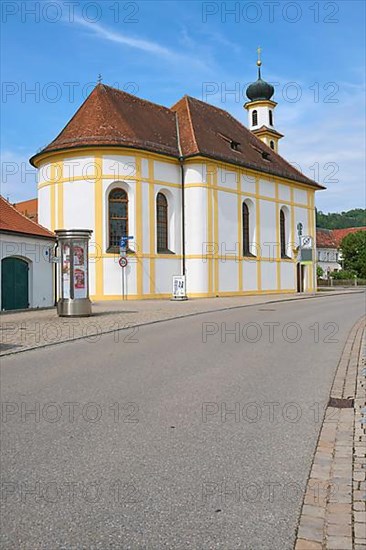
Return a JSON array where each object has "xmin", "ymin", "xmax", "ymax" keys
[{"xmin": 244, "ymin": 48, "xmax": 283, "ymax": 153}]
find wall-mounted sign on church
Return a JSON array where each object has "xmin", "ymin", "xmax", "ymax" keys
[{"xmin": 30, "ymin": 55, "xmax": 324, "ymax": 300}]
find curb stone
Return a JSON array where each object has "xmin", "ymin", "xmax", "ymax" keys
[{"xmin": 295, "ymin": 316, "xmax": 366, "ymax": 550}]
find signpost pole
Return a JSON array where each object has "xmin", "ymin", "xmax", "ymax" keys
[{"xmin": 119, "ymin": 236, "xmax": 133, "ymax": 301}]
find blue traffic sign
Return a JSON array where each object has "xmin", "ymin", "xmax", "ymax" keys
[{"xmin": 120, "ymin": 236, "xmax": 134, "ymax": 247}]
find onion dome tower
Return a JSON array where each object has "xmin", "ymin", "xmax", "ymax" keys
[{"xmin": 244, "ymin": 48, "xmax": 283, "ymax": 152}]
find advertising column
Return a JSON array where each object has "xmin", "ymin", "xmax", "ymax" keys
[{"xmin": 56, "ymin": 229, "xmax": 93, "ymax": 316}]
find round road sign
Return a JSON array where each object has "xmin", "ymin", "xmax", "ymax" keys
[{"xmin": 119, "ymin": 257, "xmax": 128, "ymax": 268}]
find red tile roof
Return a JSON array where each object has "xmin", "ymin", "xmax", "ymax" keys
[
  {"xmin": 31, "ymin": 85, "xmax": 179, "ymax": 160},
  {"xmin": 30, "ymin": 84, "xmax": 322, "ymax": 189},
  {"xmin": 172, "ymin": 95, "xmax": 316, "ymax": 186},
  {"xmin": 316, "ymin": 229, "xmax": 337, "ymax": 248},
  {"xmin": 14, "ymin": 198, "xmax": 38, "ymax": 222},
  {"xmin": 0, "ymin": 196, "xmax": 54, "ymax": 239},
  {"xmin": 251, "ymin": 125, "xmax": 284, "ymax": 138},
  {"xmin": 332, "ymin": 227, "xmax": 366, "ymax": 246},
  {"xmin": 317, "ymin": 226, "xmax": 366, "ymax": 248}
]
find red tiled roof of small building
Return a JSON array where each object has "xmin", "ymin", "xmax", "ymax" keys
[
  {"xmin": 30, "ymin": 84, "xmax": 323, "ymax": 189},
  {"xmin": 0, "ymin": 196, "xmax": 54, "ymax": 239}
]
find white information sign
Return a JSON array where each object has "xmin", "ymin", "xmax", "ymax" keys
[
  {"xmin": 300, "ymin": 235, "xmax": 313, "ymax": 249},
  {"xmin": 172, "ymin": 275, "xmax": 186, "ymax": 299}
]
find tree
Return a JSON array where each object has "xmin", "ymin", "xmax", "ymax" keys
[
  {"xmin": 316, "ymin": 208, "xmax": 366, "ymax": 229},
  {"xmin": 332, "ymin": 270, "xmax": 356, "ymax": 280},
  {"xmin": 316, "ymin": 265, "xmax": 324, "ymax": 278},
  {"xmin": 340, "ymin": 231, "xmax": 366, "ymax": 278}
]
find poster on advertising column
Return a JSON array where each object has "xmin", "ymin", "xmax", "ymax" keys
[
  {"xmin": 62, "ymin": 244, "xmax": 70, "ymax": 299},
  {"xmin": 73, "ymin": 242, "xmax": 87, "ymax": 299}
]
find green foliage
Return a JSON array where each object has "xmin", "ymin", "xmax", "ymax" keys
[
  {"xmin": 340, "ymin": 231, "xmax": 366, "ymax": 278},
  {"xmin": 316, "ymin": 208, "xmax": 366, "ymax": 229},
  {"xmin": 331, "ymin": 270, "xmax": 356, "ymax": 280},
  {"xmin": 316, "ymin": 265, "xmax": 324, "ymax": 278}
]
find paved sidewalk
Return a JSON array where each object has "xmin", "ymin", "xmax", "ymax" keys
[
  {"xmin": 295, "ymin": 316, "xmax": 366, "ymax": 550},
  {"xmin": 0, "ymin": 290, "xmax": 364, "ymax": 356}
]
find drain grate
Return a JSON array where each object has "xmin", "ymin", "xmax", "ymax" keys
[
  {"xmin": 258, "ymin": 308, "xmax": 276, "ymax": 312},
  {"xmin": 328, "ymin": 397, "xmax": 354, "ymax": 408}
]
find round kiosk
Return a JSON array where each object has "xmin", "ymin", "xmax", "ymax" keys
[{"xmin": 55, "ymin": 229, "xmax": 93, "ymax": 317}]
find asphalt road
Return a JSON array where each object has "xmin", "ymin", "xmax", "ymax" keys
[{"xmin": 1, "ymin": 293, "xmax": 364, "ymax": 550}]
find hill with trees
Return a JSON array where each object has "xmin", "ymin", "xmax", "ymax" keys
[{"xmin": 316, "ymin": 209, "xmax": 366, "ymax": 229}]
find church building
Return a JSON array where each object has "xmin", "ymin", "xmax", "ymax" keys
[{"xmin": 30, "ymin": 58, "xmax": 324, "ymax": 300}]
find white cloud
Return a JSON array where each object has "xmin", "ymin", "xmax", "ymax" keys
[
  {"xmin": 71, "ymin": 17, "xmax": 208, "ymax": 70},
  {"xmin": 280, "ymin": 84, "xmax": 365, "ymax": 212},
  {"xmin": 215, "ymin": 71, "xmax": 365, "ymax": 213}
]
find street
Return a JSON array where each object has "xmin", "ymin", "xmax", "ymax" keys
[{"xmin": 1, "ymin": 293, "xmax": 365, "ymax": 549}]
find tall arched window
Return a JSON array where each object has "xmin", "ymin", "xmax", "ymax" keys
[
  {"xmin": 156, "ymin": 192, "xmax": 168, "ymax": 252},
  {"xmin": 280, "ymin": 208, "xmax": 287, "ymax": 258},
  {"xmin": 270, "ymin": 140, "xmax": 275, "ymax": 150},
  {"xmin": 269, "ymin": 110, "xmax": 273, "ymax": 126},
  {"xmin": 242, "ymin": 202, "xmax": 250, "ymax": 256},
  {"xmin": 108, "ymin": 188, "xmax": 128, "ymax": 249},
  {"xmin": 252, "ymin": 110, "xmax": 258, "ymax": 126}
]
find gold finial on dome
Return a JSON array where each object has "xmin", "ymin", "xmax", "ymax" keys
[{"xmin": 257, "ymin": 46, "xmax": 262, "ymax": 67}]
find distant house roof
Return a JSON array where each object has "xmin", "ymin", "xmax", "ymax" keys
[
  {"xmin": 317, "ymin": 226, "xmax": 366, "ymax": 249},
  {"xmin": 13, "ymin": 198, "xmax": 38, "ymax": 222},
  {"xmin": 316, "ymin": 229, "xmax": 338, "ymax": 248},
  {"xmin": 332, "ymin": 227, "xmax": 366, "ymax": 246},
  {"xmin": 0, "ymin": 196, "xmax": 54, "ymax": 239},
  {"xmin": 30, "ymin": 84, "xmax": 323, "ymax": 189}
]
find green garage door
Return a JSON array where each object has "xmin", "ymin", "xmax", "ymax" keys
[{"xmin": 1, "ymin": 257, "xmax": 29, "ymax": 310}]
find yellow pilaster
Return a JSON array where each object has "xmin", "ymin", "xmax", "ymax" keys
[
  {"xmin": 135, "ymin": 157, "xmax": 143, "ymax": 297},
  {"xmin": 213, "ymin": 166, "xmax": 219, "ymax": 295},
  {"xmin": 255, "ymin": 176, "xmax": 262, "ymax": 291},
  {"xmin": 206, "ymin": 163, "xmax": 214, "ymax": 296},
  {"xmin": 50, "ymin": 164, "xmax": 56, "ymax": 231},
  {"xmin": 275, "ymin": 181, "xmax": 281, "ymax": 291},
  {"xmin": 237, "ymin": 171, "xmax": 243, "ymax": 292},
  {"xmin": 94, "ymin": 154, "xmax": 104, "ymax": 297},
  {"xmin": 148, "ymin": 159, "xmax": 155, "ymax": 295},
  {"xmin": 149, "ymin": 159, "xmax": 156, "ymax": 294},
  {"xmin": 290, "ymin": 187, "xmax": 296, "ymax": 290},
  {"xmin": 55, "ymin": 161, "xmax": 63, "ymax": 229},
  {"xmin": 307, "ymin": 190, "xmax": 315, "ymax": 291}
]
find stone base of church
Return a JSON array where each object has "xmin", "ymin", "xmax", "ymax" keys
[
  {"xmin": 89, "ymin": 288, "xmax": 303, "ymax": 301},
  {"xmin": 87, "ymin": 252, "xmax": 316, "ymax": 301}
]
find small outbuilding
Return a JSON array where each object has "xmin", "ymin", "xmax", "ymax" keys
[{"xmin": 0, "ymin": 196, "xmax": 55, "ymax": 311}]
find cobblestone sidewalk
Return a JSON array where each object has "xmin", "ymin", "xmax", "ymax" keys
[
  {"xmin": 0, "ymin": 290, "xmax": 362, "ymax": 356},
  {"xmin": 295, "ymin": 316, "xmax": 366, "ymax": 550}
]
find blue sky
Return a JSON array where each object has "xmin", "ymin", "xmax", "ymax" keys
[{"xmin": 1, "ymin": 0, "xmax": 365, "ymax": 212}]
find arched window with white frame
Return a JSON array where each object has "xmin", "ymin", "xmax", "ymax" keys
[
  {"xmin": 242, "ymin": 202, "xmax": 250, "ymax": 256},
  {"xmin": 156, "ymin": 192, "xmax": 169, "ymax": 253},
  {"xmin": 242, "ymin": 199, "xmax": 256, "ymax": 257},
  {"xmin": 252, "ymin": 110, "xmax": 258, "ymax": 126},
  {"xmin": 108, "ymin": 188, "xmax": 128, "ymax": 250},
  {"xmin": 280, "ymin": 207, "xmax": 290, "ymax": 259}
]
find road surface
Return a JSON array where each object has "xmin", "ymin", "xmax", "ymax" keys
[{"xmin": 1, "ymin": 293, "xmax": 364, "ymax": 549}]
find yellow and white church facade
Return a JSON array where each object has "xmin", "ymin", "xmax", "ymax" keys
[{"xmin": 30, "ymin": 60, "xmax": 323, "ymax": 300}]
